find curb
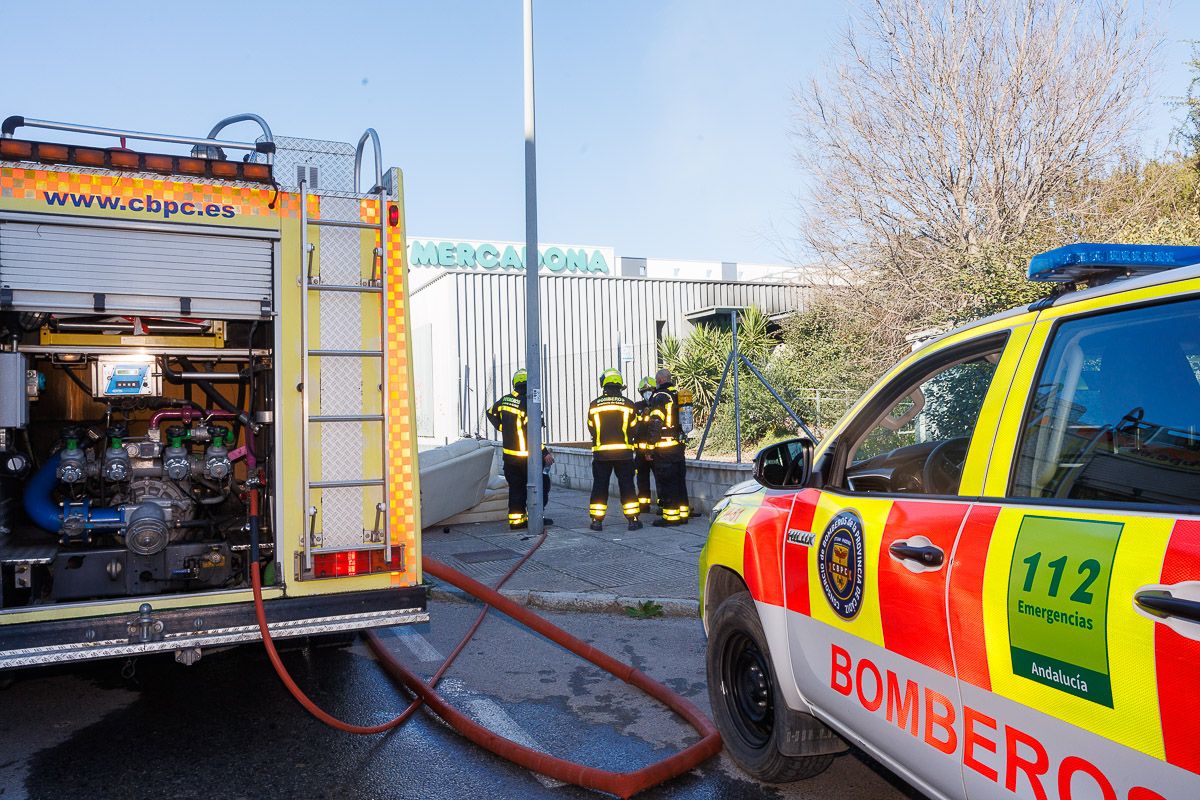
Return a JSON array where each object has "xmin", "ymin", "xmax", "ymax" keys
[{"xmin": 428, "ymin": 584, "xmax": 700, "ymax": 618}]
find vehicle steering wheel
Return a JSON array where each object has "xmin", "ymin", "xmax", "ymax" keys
[{"xmin": 921, "ymin": 437, "xmax": 970, "ymax": 495}]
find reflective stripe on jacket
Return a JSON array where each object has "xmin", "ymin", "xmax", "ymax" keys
[
  {"xmin": 646, "ymin": 384, "xmax": 685, "ymax": 458},
  {"xmin": 487, "ymin": 392, "xmax": 530, "ymax": 457},
  {"xmin": 633, "ymin": 399, "xmax": 654, "ymax": 450},
  {"xmin": 587, "ymin": 394, "xmax": 637, "ymax": 460}
]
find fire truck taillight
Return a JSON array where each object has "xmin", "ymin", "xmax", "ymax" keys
[
  {"xmin": 388, "ymin": 204, "xmax": 400, "ymax": 227},
  {"xmin": 0, "ymin": 138, "xmax": 275, "ymax": 185},
  {"xmin": 308, "ymin": 548, "xmax": 405, "ymax": 580}
]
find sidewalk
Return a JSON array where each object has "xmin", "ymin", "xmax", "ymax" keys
[{"xmin": 421, "ymin": 486, "xmax": 707, "ymax": 616}]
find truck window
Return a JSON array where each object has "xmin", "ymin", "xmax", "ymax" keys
[
  {"xmin": 838, "ymin": 340, "xmax": 1005, "ymax": 495},
  {"xmin": 1011, "ymin": 297, "xmax": 1200, "ymax": 506}
]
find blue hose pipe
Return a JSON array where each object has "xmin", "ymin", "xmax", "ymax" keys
[{"xmin": 24, "ymin": 453, "xmax": 63, "ymax": 533}]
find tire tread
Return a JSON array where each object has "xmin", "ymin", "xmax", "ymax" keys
[{"xmin": 706, "ymin": 591, "xmax": 834, "ymax": 783}]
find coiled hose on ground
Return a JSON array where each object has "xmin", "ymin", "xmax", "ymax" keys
[{"xmin": 250, "ymin": 522, "xmax": 721, "ymax": 798}]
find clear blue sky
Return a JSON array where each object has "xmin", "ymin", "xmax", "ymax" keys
[{"xmin": 2, "ymin": 1, "xmax": 1197, "ymax": 264}]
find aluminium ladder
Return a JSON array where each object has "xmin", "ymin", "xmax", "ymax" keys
[{"xmin": 297, "ymin": 131, "xmax": 394, "ymax": 571}]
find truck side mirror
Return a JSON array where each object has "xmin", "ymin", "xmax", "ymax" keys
[{"xmin": 753, "ymin": 437, "xmax": 814, "ymax": 489}]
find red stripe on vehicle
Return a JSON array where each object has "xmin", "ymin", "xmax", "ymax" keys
[
  {"xmin": 877, "ymin": 500, "xmax": 967, "ymax": 677},
  {"xmin": 741, "ymin": 492, "xmax": 795, "ymax": 608},
  {"xmin": 1156, "ymin": 518, "xmax": 1200, "ymax": 774},
  {"xmin": 946, "ymin": 504, "xmax": 1000, "ymax": 691},
  {"xmin": 782, "ymin": 489, "xmax": 820, "ymax": 616}
]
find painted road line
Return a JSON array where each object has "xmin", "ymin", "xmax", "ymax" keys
[
  {"xmin": 388, "ymin": 627, "xmax": 444, "ymax": 662},
  {"xmin": 464, "ymin": 697, "xmax": 567, "ymax": 789}
]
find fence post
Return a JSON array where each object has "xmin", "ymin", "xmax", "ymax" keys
[{"xmin": 731, "ymin": 310, "xmax": 742, "ymax": 464}]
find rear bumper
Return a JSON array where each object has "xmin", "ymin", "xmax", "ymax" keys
[{"xmin": 0, "ymin": 585, "xmax": 428, "ymax": 669}]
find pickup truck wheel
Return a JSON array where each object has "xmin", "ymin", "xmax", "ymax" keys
[{"xmin": 707, "ymin": 591, "xmax": 833, "ymax": 782}]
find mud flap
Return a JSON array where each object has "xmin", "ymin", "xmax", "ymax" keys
[{"xmin": 778, "ymin": 706, "xmax": 849, "ymax": 756}]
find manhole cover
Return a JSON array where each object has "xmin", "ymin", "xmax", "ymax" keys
[{"xmin": 453, "ymin": 548, "xmax": 519, "ymax": 564}]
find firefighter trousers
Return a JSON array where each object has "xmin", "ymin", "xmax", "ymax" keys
[
  {"xmin": 634, "ymin": 451, "xmax": 654, "ymax": 509},
  {"xmin": 503, "ymin": 456, "xmax": 551, "ymax": 528},
  {"xmin": 650, "ymin": 458, "xmax": 690, "ymax": 523},
  {"xmin": 589, "ymin": 458, "xmax": 639, "ymax": 521}
]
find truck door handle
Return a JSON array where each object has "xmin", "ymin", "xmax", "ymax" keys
[
  {"xmin": 1135, "ymin": 591, "xmax": 1200, "ymax": 625},
  {"xmin": 888, "ymin": 537, "xmax": 944, "ymax": 571}
]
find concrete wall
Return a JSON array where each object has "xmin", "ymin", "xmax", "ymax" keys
[{"xmin": 547, "ymin": 445, "xmax": 753, "ymax": 515}]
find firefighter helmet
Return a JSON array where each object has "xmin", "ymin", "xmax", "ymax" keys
[
  {"xmin": 511, "ymin": 369, "xmax": 527, "ymax": 389},
  {"xmin": 600, "ymin": 368, "xmax": 624, "ymax": 388},
  {"xmin": 637, "ymin": 375, "xmax": 655, "ymax": 393}
]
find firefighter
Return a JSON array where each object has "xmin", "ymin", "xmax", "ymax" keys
[
  {"xmin": 632, "ymin": 375, "xmax": 656, "ymax": 513},
  {"xmin": 644, "ymin": 368, "xmax": 690, "ymax": 527},
  {"xmin": 586, "ymin": 369, "xmax": 642, "ymax": 531},
  {"xmin": 486, "ymin": 369, "xmax": 553, "ymax": 530}
]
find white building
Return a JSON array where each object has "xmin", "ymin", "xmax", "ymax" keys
[{"xmin": 408, "ymin": 238, "xmax": 822, "ymax": 446}]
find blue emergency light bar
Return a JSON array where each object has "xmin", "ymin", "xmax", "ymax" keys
[{"xmin": 1028, "ymin": 244, "xmax": 1200, "ymax": 283}]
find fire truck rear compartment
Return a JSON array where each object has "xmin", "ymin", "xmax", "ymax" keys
[{"xmin": 0, "ymin": 316, "xmax": 275, "ymax": 607}]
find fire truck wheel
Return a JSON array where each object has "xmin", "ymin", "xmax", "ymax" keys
[{"xmin": 706, "ymin": 591, "xmax": 833, "ymax": 783}]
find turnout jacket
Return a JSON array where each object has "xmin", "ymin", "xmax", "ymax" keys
[
  {"xmin": 644, "ymin": 383, "xmax": 685, "ymax": 461},
  {"xmin": 586, "ymin": 391, "xmax": 638, "ymax": 461},
  {"xmin": 487, "ymin": 391, "xmax": 545, "ymax": 459},
  {"xmin": 632, "ymin": 397, "xmax": 654, "ymax": 452}
]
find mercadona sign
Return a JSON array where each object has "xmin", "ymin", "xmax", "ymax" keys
[{"xmin": 408, "ymin": 238, "xmax": 612, "ymax": 276}]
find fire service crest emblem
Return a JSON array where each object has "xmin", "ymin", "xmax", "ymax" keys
[{"xmin": 817, "ymin": 510, "xmax": 865, "ymax": 620}]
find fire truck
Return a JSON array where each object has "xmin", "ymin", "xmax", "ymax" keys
[{"xmin": 0, "ymin": 114, "xmax": 426, "ymax": 668}]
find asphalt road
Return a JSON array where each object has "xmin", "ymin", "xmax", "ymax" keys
[{"xmin": 0, "ymin": 599, "xmax": 919, "ymax": 800}]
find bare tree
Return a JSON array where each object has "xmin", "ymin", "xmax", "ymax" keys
[{"xmin": 793, "ymin": 0, "xmax": 1161, "ymax": 358}]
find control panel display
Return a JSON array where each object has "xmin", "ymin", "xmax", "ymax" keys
[{"xmin": 90, "ymin": 359, "xmax": 161, "ymax": 398}]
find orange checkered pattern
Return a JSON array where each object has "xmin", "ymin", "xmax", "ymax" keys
[
  {"xmin": 363, "ymin": 197, "xmax": 417, "ymax": 571},
  {"xmin": 360, "ymin": 197, "xmax": 379, "ymax": 223},
  {"xmin": 0, "ymin": 167, "xmax": 298, "ymax": 218}
]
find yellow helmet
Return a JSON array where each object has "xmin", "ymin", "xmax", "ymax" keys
[
  {"xmin": 637, "ymin": 376, "xmax": 655, "ymax": 392},
  {"xmin": 511, "ymin": 369, "xmax": 527, "ymax": 389},
  {"xmin": 600, "ymin": 368, "xmax": 624, "ymax": 388}
]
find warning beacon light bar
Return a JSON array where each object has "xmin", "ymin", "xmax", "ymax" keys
[
  {"xmin": 1028, "ymin": 243, "xmax": 1200, "ymax": 283},
  {"xmin": 0, "ymin": 114, "xmax": 275, "ymax": 185}
]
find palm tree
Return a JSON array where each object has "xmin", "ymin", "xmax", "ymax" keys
[{"xmin": 658, "ymin": 306, "xmax": 780, "ymax": 429}]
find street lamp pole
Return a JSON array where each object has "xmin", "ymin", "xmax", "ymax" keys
[{"xmin": 523, "ymin": 0, "xmax": 544, "ymax": 536}]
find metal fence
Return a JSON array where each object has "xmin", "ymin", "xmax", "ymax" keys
[
  {"xmin": 777, "ymin": 387, "xmax": 860, "ymax": 437},
  {"xmin": 423, "ymin": 271, "xmax": 811, "ymax": 443}
]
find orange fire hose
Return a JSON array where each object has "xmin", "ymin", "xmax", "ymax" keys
[
  {"xmin": 249, "ymin": 500, "xmax": 722, "ymax": 798},
  {"xmin": 369, "ymin": 557, "xmax": 723, "ymax": 798}
]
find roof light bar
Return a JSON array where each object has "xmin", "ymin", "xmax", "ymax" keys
[
  {"xmin": 0, "ymin": 138, "xmax": 274, "ymax": 185},
  {"xmin": 1029, "ymin": 243, "xmax": 1200, "ymax": 283}
]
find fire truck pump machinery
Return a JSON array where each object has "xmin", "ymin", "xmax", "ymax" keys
[{"xmin": 0, "ymin": 323, "xmax": 273, "ymax": 605}]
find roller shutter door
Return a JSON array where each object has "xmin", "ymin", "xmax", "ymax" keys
[{"xmin": 0, "ymin": 219, "xmax": 275, "ymax": 318}]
